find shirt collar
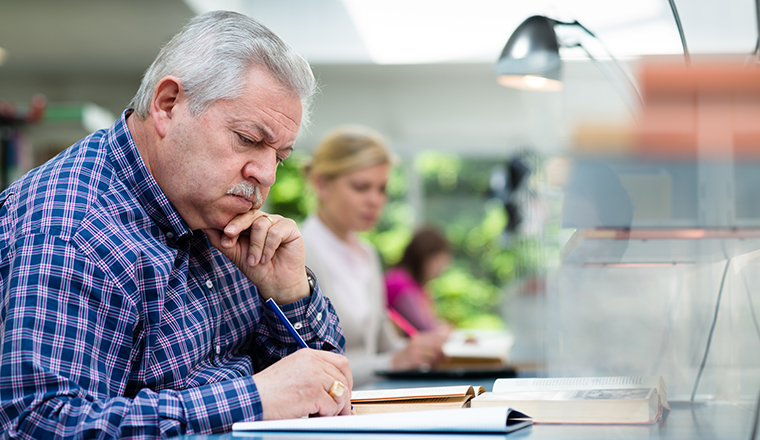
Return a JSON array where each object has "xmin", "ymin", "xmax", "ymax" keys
[{"xmin": 106, "ymin": 109, "xmax": 194, "ymax": 245}]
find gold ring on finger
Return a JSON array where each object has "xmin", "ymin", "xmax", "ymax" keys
[
  {"xmin": 261, "ymin": 214, "xmax": 275, "ymax": 227},
  {"xmin": 328, "ymin": 380, "xmax": 346, "ymax": 398}
]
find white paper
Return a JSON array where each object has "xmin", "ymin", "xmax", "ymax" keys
[{"xmin": 232, "ymin": 406, "xmax": 530, "ymax": 433}]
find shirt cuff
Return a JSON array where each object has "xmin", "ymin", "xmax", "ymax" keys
[
  {"xmin": 180, "ymin": 375, "xmax": 263, "ymax": 433},
  {"xmin": 263, "ymin": 283, "xmax": 345, "ymax": 353}
]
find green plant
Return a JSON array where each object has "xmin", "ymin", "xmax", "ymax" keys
[
  {"xmin": 266, "ymin": 150, "xmax": 314, "ymax": 223},
  {"xmin": 266, "ymin": 149, "xmax": 541, "ymax": 330}
]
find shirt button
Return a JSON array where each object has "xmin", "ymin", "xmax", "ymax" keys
[
  {"xmin": 316, "ymin": 312, "xmax": 322, "ymax": 321},
  {"xmin": 293, "ymin": 322, "xmax": 303, "ymax": 330},
  {"xmin": 216, "ymin": 345, "xmax": 221, "ymax": 355},
  {"xmin": 166, "ymin": 232, "xmax": 174, "ymax": 239},
  {"xmin": 205, "ymin": 280, "xmax": 213, "ymax": 289}
]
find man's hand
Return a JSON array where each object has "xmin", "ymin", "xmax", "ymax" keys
[
  {"xmin": 254, "ymin": 349, "xmax": 354, "ymax": 419},
  {"xmin": 204, "ymin": 210, "xmax": 310, "ymax": 304}
]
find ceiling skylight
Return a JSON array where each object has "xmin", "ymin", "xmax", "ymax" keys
[{"xmin": 183, "ymin": 0, "xmax": 758, "ymax": 65}]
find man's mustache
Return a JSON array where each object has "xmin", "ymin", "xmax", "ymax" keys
[{"xmin": 227, "ymin": 182, "xmax": 264, "ymax": 208}]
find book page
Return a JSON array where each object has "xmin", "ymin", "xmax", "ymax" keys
[
  {"xmin": 352, "ymin": 385, "xmax": 477, "ymax": 402},
  {"xmin": 477, "ymin": 388, "xmax": 654, "ymax": 402},
  {"xmin": 492, "ymin": 376, "xmax": 663, "ymax": 393},
  {"xmin": 232, "ymin": 406, "xmax": 531, "ymax": 433},
  {"xmin": 471, "ymin": 388, "xmax": 660, "ymax": 424},
  {"xmin": 352, "ymin": 398, "xmax": 472, "ymax": 415}
]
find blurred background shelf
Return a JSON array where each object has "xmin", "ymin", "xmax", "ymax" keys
[{"xmin": 562, "ymin": 227, "xmax": 760, "ymax": 265}]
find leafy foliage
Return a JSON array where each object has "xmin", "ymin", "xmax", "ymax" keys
[
  {"xmin": 265, "ymin": 150, "xmax": 314, "ymax": 223},
  {"xmin": 266, "ymin": 149, "xmax": 539, "ymax": 330}
]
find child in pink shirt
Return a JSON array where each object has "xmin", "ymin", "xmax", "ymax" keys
[{"xmin": 385, "ymin": 226, "xmax": 452, "ymax": 333}]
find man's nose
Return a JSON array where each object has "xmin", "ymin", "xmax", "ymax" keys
[{"xmin": 243, "ymin": 156, "xmax": 277, "ymax": 188}]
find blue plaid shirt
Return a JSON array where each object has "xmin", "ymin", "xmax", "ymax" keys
[{"xmin": 0, "ymin": 110, "xmax": 345, "ymax": 439}]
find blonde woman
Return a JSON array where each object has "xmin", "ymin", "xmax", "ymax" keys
[{"xmin": 301, "ymin": 125, "xmax": 446, "ymax": 386}]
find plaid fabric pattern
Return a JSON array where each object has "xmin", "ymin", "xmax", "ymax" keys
[{"xmin": 0, "ymin": 110, "xmax": 345, "ymax": 439}]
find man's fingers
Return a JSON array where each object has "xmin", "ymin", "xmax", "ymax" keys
[
  {"xmin": 295, "ymin": 350, "xmax": 353, "ymax": 417},
  {"xmin": 223, "ymin": 209, "xmax": 257, "ymax": 235},
  {"xmin": 247, "ymin": 214, "xmax": 303, "ymax": 268},
  {"xmin": 256, "ymin": 348, "xmax": 354, "ymax": 420},
  {"xmin": 307, "ymin": 351, "xmax": 353, "ymax": 416},
  {"xmin": 317, "ymin": 349, "xmax": 354, "ymax": 392},
  {"xmin": 247, "ymin": 213, "xmax": 280, "ymax": 266},
  {"xmin": 327, "ymin": 380, "xmax": 346, "ymax": 398}
]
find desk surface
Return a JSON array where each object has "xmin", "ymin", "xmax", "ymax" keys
[{"xmin": 185, "ymin": 400, "xmax": 757, "ymax": 440}]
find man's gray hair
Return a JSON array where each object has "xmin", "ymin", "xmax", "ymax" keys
[{"xmin": 129, "ymin": 10, "xmax": 316, "ymax": 129}]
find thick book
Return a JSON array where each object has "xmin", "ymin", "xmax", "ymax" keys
[
  {"xmin": 351, "ymin": 385, "xmax": 486, "ymax": 414},
  {"xmin": 470, "ymin": 376, "xmax": 669, "ymax": 424},
  {"xmin": 231, "ymin": 406, "xmax": 532, "ymax": 434}
]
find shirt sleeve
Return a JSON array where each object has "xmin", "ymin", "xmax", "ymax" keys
[
  {"xmin": 0, "ymin": 233, "xmax": 344, "ymax": 439},
  {"xmin": 252, "ymin": 282, "xmax": 347, "ymax": 361},
  {"xmin": 0, "ymin": 233, "xmax": 253, "ymax": 438}
]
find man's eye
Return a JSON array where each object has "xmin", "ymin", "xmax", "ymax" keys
[{"xmin": 238, "ymin": 134, "xmax": 257, "ymax": 145}]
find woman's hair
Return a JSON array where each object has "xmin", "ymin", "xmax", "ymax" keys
[
  {"xmin": 304, "ymin": 125, "xmax": 395, "ymax": 179},
  {"xmin": 398, "ymin": 226, "xmax": 451, "ymax": 285},
  {"xmin": 130, "ymin": 10, "xmax": 316, "ymax": 129},
  {"xmin": 303, "ymin": 125, "xmax": 395, "ymax": 180}
]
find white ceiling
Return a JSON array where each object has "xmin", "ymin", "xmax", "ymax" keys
[
  {"xmin": 0, "ymin": 0, "xmax": 757, "ymax": 75},
  {"xmin": 0, "ymin": 0, "xmax": 758, "ymax": 158},
  {"xmin": 185, "ymin": 0, "xmax": 759, "ymax": 64}
]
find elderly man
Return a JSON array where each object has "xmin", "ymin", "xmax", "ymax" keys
[{"xmin": 0, "ymin": 10, "xmax": 351, "ymax": 439}]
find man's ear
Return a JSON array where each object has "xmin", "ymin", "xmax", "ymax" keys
[{"xmin": 150, "ymin": 76, "xmax": 183, "ymax": 138}]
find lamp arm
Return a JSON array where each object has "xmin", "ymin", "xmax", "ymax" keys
[
  {"xmin": 554, "ymin": 19, "xmax": 643, "ymax": 107},
  {"xmin": 573, "ymin": 43, "xmax": 639, "ymax": 123},
  {"xmin": 755, "ymin": 0, "xmax": 760, "ymax": 61},
  {"xmin": 667, "ymin": 0, "xmax": 691, "ymax": 65},
  {"xmin": 558, "ymin": 2, "xmax": 692, "ymax": 66}
]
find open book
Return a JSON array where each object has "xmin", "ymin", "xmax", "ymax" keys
[
  {"xmin": 351, "ymin": 385, "xmax": 485, "ymax": 415},
  {"xmin": 232, "ymin": 406, "xmax": 532, "ymax": 434},
  {"xmin": 471, "ymin": 376, "xmax": 669, "ymax": 424}
]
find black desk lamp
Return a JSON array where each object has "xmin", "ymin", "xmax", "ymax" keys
[
  {"xmin": 494, "ymin": 15, "xmax": 563, "ymax": 91},
  {"xmin": 495, "ymin": 2, "xmax": 692, "ymax": 112},
  {"xmin": 494, "ymin": 15, "xmax": 642, "ymax": 117}
]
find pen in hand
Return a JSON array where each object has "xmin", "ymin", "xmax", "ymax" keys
[
  {"xmin": 266, "ymin": 298, "xmax": 356, "ymax": 415},
  {"xmin": 265, "ymin": 297, "xmax": 308, "ymax": 349}
]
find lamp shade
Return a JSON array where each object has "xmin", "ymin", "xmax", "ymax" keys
[{"xmin": 495, "ymin": 15, "xmax": 562, "ymax": 91}]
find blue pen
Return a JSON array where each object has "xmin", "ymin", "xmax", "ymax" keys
[
  {"xmin": 265, "ymin": 298, "xmax": 308, "ymax": 348},
  {"xmin": 268, "ymin": 298, "xmax": 354, "ymax": 413}
]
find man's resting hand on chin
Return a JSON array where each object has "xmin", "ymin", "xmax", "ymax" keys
[{"xmin": 204, "ymin": 210, "xmax": 311, "ymax": 304}]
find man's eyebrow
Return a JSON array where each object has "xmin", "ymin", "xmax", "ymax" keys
[
  {"xmin": 245, "ymin": 123, "xmax": 296, "ymax": 150},
  {"xmin": 246, "ymin": 124, "xmax": 275, "ymax": 144}
]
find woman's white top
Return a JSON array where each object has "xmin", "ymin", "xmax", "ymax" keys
[{"xmin": 301, "ymin": 215, "xmax": 403, "ymax": 385}]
